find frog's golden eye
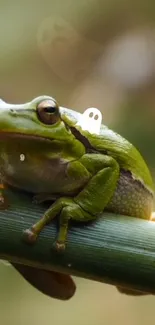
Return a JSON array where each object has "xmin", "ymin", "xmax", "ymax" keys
[{"xmin": 36, "ymin": 99, "xmax": 60, "ymax": 125}]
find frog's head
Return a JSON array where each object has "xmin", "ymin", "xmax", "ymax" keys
[{"xmin": 0, "ymin": 95, "xmax": 82, "ymax": 143}]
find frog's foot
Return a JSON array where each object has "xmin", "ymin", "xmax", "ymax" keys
[
  {"xmin": 23, "ymin": 217, "xmax": 46, "ymax": 244},
  {"xmin": 23, "ymin": 197, "xmax": 95, "ymax": 252},
  {"xmin": 23, "ymin": 227, "xmax": 38, "ymax": 244},
  {"xmin": 53, "ymin": 241, "xmax": 66, "ymax": 253},
  {"xmin": 23, "ymin": 225, "xmax": 66, "ymax": 252}
]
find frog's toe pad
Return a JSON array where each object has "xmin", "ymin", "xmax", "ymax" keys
[
  {"xmin": 53, "ymin": 241, "xmax": 66, "ymax": 253},
  {"xmin": 23, "ymin": 228, "xmax": 37, "ymax": 244}
]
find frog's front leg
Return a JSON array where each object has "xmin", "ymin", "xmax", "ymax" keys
[{"xmin": 24, "ymin": 154, "xmax": 119, "ymax": 251}]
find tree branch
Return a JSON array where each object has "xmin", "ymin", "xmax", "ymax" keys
[{"xmin": 0, "ymin": 188, "xmax": 155, "ymax": 294}]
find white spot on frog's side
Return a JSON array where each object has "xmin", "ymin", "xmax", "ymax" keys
[
  {"xmin": 20, "ymin": 154, "xmax": 25, "ymax": 162},
  {"xmin": 68, "ymin": 263, "xmax": 72, "ymax": 267},
  {"xmin": 76, "ymin": 107, "xmax": 102, "ymax": 135}
]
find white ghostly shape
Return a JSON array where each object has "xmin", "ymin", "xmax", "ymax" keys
[
  {"xmin": 20, "ymin": 154, "xmax": 25, "ymax": 162},
  {"xmin": 77, "ymin": 107, "xmax": 102, "ymax": 135}
]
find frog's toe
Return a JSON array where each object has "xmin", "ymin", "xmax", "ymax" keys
[
  {"xmin": 23, "ymin": 228, "xmax": 38, "ymax": 244},
  {"xmin": 53, "ymin": 241, "xmax": 66, "ymax": 253}
]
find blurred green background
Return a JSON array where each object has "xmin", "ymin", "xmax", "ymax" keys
[{"xmin": 0, "ymin": 0, "xmax": 155, "ymax": 324}]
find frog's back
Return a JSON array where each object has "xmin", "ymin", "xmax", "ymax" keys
[
  {"xmin": 85, "ymin": 125, "xmax": 154, "ymax": 219},
  {"xmin": 61, "ymin": 107, "xmax": 154, "ymax": 218},
  {"xmin": 88, "ymin": 124, "xmax": 154, "ymax": 192},
  {"xmin": 61, "ymin": 106, "xmax": 153, "ymax": 190}
]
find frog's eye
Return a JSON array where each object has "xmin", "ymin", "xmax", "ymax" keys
[{"xmin": 36, "ymin": 99, "xmax": 60, "ymax": 125}]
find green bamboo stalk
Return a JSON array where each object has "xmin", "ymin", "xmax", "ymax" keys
[{"xmin": 0, "ymin": 188, "xmax": 155, "ymax": 294}]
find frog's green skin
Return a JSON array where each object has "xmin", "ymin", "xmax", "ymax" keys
[{"xmin": 0, "ymin": 95, "xmax": 154, "ymax": 252}]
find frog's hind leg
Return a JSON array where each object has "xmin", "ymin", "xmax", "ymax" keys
[
  {"xmin": 23, "ymin": 153, "xmax": 119, "ymax": 251},
  {"xmin": 23, "ymin": 197, "xmax": 95, "ymax": 251}
]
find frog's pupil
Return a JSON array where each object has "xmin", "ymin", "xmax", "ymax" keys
[{"xmin": 44, "ymin": 106, "xmax": 56, "ymax": 113}]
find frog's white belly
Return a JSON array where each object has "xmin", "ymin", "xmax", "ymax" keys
[{"xmin": 0, "ymin": 151, "xmax": 84, "ymax": 194}]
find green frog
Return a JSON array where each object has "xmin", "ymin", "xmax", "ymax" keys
[{"xmin": 0, "ymin": 95, "xmax": 154, "ymax": 252}]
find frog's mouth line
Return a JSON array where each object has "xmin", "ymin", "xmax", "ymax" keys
[
  {"xmin": 0, "ymin": 131, "xmax": 59, "ymax": 144},
  {"xmin": 0, "ymin": 127, "xmax": 103, "ymax": 154},
  {"xmin": 0, "ymin": 125, "xmax": 93, "ymax": 146}
]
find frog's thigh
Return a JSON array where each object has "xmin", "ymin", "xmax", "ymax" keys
[
  {"xmin": 24, "ymin": 196, "xmax": 92, "ymax": 247},
  {"xmin": 56, "ymin": 203, "xmax": 95, "ymax": 249},
  {"xmin": 75, "ymin": 153, "xmax": 120, "ymax": 215},
  {"xmin": 56, "ymin": 152, "xmax": 119, "ymax": 249},
  {"xmin": 24, "ymin": 154, "xmax": 119, "ymax": 250}
]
